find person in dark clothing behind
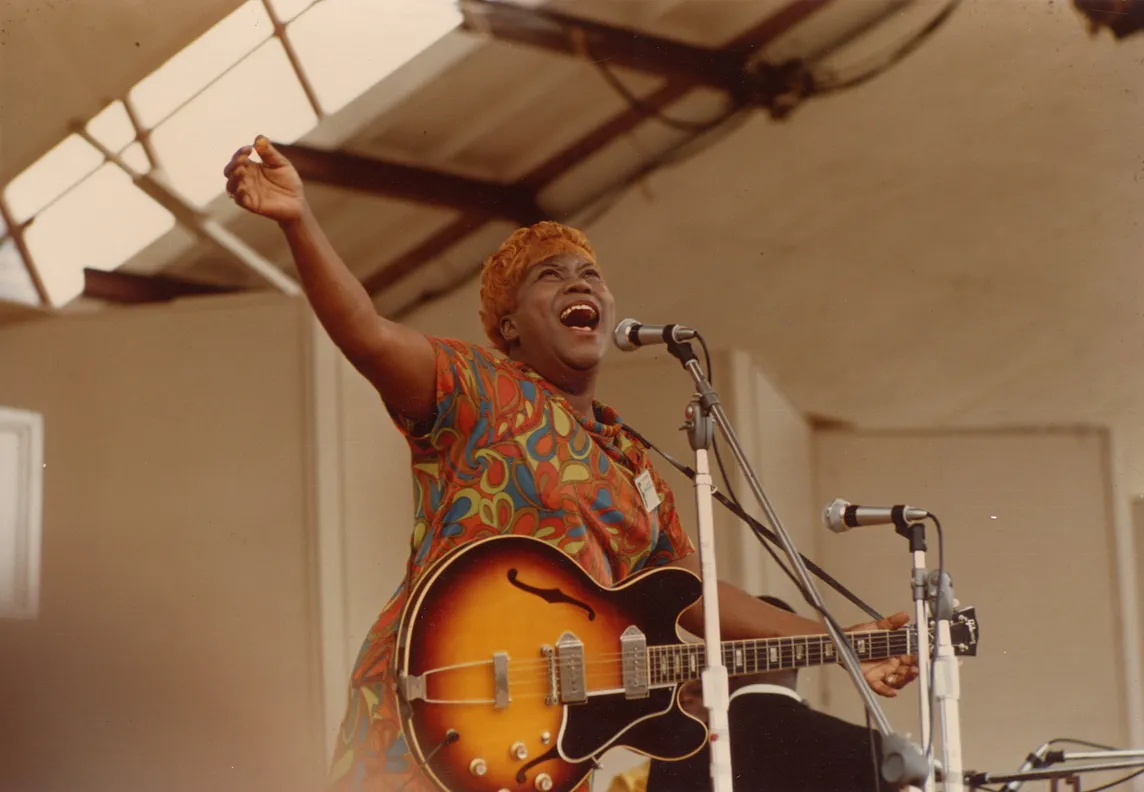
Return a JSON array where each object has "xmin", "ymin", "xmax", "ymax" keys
[{"xmin": 647, "ymin": 596, "xmax": 890, "ymax": 792}]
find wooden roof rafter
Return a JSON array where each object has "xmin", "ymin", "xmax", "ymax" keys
[{"xmin": 360, "ymin": 0, "xmax": 836, "ymax": 299}]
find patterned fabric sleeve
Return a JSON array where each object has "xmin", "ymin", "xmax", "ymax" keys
[
  {"xmin": 386, "ymin": 337, "xmax": 499, "ymax": 442},
  {"xmin": 645, "ymin": 467, "xmax": 696, "ymax": 568}
]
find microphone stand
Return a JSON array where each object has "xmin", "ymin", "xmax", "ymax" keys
[
  {"xmin": 967, "ymin": 751, "xmax": 1144, "ymax": 791},
  {"xmin": 928, "ymin": 569, "xmax": 965, "ymax": 792},
  {"xmin": 664, "ymin": 338, "xmax": 928, "ymax": 789},
  {"xmin": 681, "ymin": 395, "xmax": 734, "ymax": 792},
  {"xmin": 898, "ymin": 520, "xmax": 936, "ymax": 792}
]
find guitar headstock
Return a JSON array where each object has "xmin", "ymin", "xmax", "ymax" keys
[{"xmin": 946, "ymin": 606, "xmax": 980, "ymax": 657}]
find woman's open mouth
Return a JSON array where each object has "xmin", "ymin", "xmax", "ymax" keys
[{"xmin": 559, "ymin": 302, "xmax": 601, "ymax": 333}]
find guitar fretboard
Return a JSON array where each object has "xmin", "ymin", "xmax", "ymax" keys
[{"xmin": 648, "ymin": 628, "xmax": 915, "ymax": 685}]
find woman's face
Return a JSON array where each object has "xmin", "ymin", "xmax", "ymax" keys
[{"xmin": 501, "ymin": 251, "xmax": 616, "ymax": 384}]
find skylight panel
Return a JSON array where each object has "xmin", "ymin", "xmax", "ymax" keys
[
  {"xmin": 0, "ymin": 239, "xmax": 39, "ymax": 305},
  {"xmin": 149, "ymin": 38, "xmax": 318, "ymax": 208},
  {"xmin": 129, "ymin": 1, "xmax": 275, "ymax": 128},
  {"xmin": 267, "ymin": 0, "xmax": 316, "ymax": 23},
  {"xmin": 86, "ymin": 101, "xmax": 137, "ymax": 153},
  {"xmin": 23, "ymin": 165, "xmax": 176, "ymax": 306},
  {"xmin": 288, "ymin": 0, "xmax": 461, "ymax": 114},
  {"xmin": 120, "ymin": 143, "xmax": 153, "ymax": 175},
  {"xmin": 3, "ymin": 136, "xmax": 104, "ymax": 224}
]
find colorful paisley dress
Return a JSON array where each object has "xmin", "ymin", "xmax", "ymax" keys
[{"xmin": 328, "ymin": 338, "xmax": 695, "ymax": 791}]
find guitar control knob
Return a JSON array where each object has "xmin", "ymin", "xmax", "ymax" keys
[
  {"xmin": 540, "ymin": 731, "xmax": 552, "ymax": 745},
  {"xmin": 535, "ymin": 773, "xmax": 553, "ymax": 791},
  {"xmin": 511, "ymin": 741, "xmax": 528, "ymax": 760},
  {"xmin": 469, "ymin": 758, "xmax": 487, "ymax": 776}
]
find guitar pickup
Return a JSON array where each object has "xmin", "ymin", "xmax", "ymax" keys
[
  {"xmin": 620, "ymin": 626, "xmax": 649, "ymax": 699},
  {"xmin": 556, "ymin": 632, "xmax": 587, "ymax": 704}
]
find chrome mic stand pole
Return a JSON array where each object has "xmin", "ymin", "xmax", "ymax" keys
[
  {"xmin": 929, "ymin": 570, "xmax": 965, "ymax": 792},
  {"xmin": 663, "ymin": 337, "xmax": 928, "ymax": 789},
  {"xmin": 899, "ymin": 520, "xmax": 935, "ymax": 792},
  {"xmin": 681, "ymin": 396, "xmax": 734, "ymax": 792}
]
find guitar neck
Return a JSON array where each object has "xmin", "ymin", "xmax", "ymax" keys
[{"xmin": 649, "ymin": 627, "xmax": 915, "ymax": 685}]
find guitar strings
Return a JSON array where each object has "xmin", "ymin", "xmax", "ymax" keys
[{"xmin": 440, "ymin": 631, "xmax": 915, "ymax": 671}]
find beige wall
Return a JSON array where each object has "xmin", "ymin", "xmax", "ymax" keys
[
  {"xmin": 1136, "ymin": 496, "xmax": 1144, "ymax": 728},
  {"xmin": 6, "ymin": 282, "xmax": 1135, "ymax": 792},
  {"xmin": 0, "ymin": 294, "xmax": 327, "ymax": 792},
  {"xmin": 815, "ymin": 429, "xmax": 1130, "ymax": 774}
]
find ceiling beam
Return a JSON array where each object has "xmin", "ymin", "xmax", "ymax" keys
[
  {"xmin": 83, "ymin": 268, "xmax": 243, "ymax": 304},
  {"xmin": 360, "ymin": 0, "xmax": 835, "ymax": 298},
  {"xmin": 362, "ymin": 214, "xmax": 489, "ymax": 295},
  {"xmin": 274, "ymin": 143, "xmax": 546, "ymax": 226},
  {"xmin": 459, "ymin": 0, "xmax": 745, "ymax": 89}
]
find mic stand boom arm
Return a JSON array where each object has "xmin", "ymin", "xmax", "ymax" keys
[{"xmin": 664, "ymin": 338, "xmax": 929, "ymax": 788}]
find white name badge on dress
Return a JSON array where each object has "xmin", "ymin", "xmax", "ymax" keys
[{"xmin": 634, "ymin": 470, "xmax": 662, "ymax": 513}]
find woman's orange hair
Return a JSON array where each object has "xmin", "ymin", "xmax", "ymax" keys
[{"xmin": 479, "ymin": 221, "xmax": 597, "ymax": 352}]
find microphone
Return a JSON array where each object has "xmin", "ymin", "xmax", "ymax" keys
[
  {"xmin": 822, "ymin": 498, "xmax": 930, "ymax": 533},
  {"xmin": 613, "ymin": 318, "xmax": 698, "ymax": 351}
]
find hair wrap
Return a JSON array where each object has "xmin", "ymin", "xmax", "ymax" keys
[{"xmin": 479, "ymin": 221, "xmax": 597, "ymax": 352}]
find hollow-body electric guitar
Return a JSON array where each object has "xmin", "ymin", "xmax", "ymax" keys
[{"xmin": 394, "ymin": 535, "xmax": 979, "ymax": 792}]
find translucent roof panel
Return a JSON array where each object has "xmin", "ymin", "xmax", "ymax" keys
[
  {"xmin": 129, "ymin": 1, "xmax": 275, "ymax": 129},
  {"xmin": 0, "ymin": 238, "xmax": 39, "ymax": 305},
  {"xmin": 149, "ymin": 38, "xmax": 318, "ymax": 208},
  {"xmin": 267, "ymin": 0, "xmax": 316, "ymax": 23},
  {"xmin": 288, "ymin": 0, "xmax": 461, "ymax": 115},
  {"xmin": 86, "ymin": 101, "xmax": 137, "ymax": 153},
  {"xmin": 3, "ymin": 136, "xmax": 104, "ymax": 224},
  {"xmin": 23, "ymin": 165, "xmax": 176, "ymax": 306},
  {"xmin": 121, "ymin": 143, "xmax": 152, "ymax": 174}
]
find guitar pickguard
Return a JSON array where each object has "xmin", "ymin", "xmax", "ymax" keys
[{"xmin": 560, "ymin": 688, "xmax": 682, "ymax": 762}]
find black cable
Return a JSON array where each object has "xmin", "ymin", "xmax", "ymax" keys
[
  {"xmin": 922, "ymin": 513, "xmax": 945, "ymax": 766},
  {"xmin": 688, "ymin": 334, "xmax": 811, "ymax": 609},
  {"xmin": 391, "ymin": 730, "xmax": 459, "ymax": 792},
  {"xmin": 1078, "ymin": 768, "xmax": 1144, "ymax": 792},
  {"xmin": 624, "ymin": 420, "xmax": 885, "ymax": 622},
  {"xmin": 629, "ymin": 335, "xmax": 931, "ymax": 777},
  {"xmin": 693, "ymin": 335, "xmax": 855, "ymax": 655},
  {"xmin": 696, "ymin": 333, "xmax": 744, "ymax": 511},
  {"xmin": 1049, "ymin": 737, "xmax": 1120, "ymax": 751},
  {"xmin": 630, "ymin": 334, "xmax": 893, "ymax": 665},
  {"xmin": 811, "ymin": 0, "xmax": 963, "ymax": 94},
  {"xmin": 587, "ymin": 47, "xmax": 744, "ymax": 134},
  {"xmin": 698, "ymin": 332, "xmax": 714, "ymax": 383}
]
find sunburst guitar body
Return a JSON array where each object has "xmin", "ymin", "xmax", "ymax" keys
[{"xmin": 392, "ymin": 535, "xmax": 979, "ymax": 792}]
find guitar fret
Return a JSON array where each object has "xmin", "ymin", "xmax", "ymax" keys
[{"xmin": 646, "ymin": 624, "xmax": 930, "ymax": 691}]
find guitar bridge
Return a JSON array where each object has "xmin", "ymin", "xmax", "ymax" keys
[{"xmin": 493, "ymin": 651, "xmax": 510, "ymax": 709}]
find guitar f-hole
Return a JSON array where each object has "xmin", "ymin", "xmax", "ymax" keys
[{"xmin": 506, "ymin": 569, "xmax": 596, "ymax": 621}]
